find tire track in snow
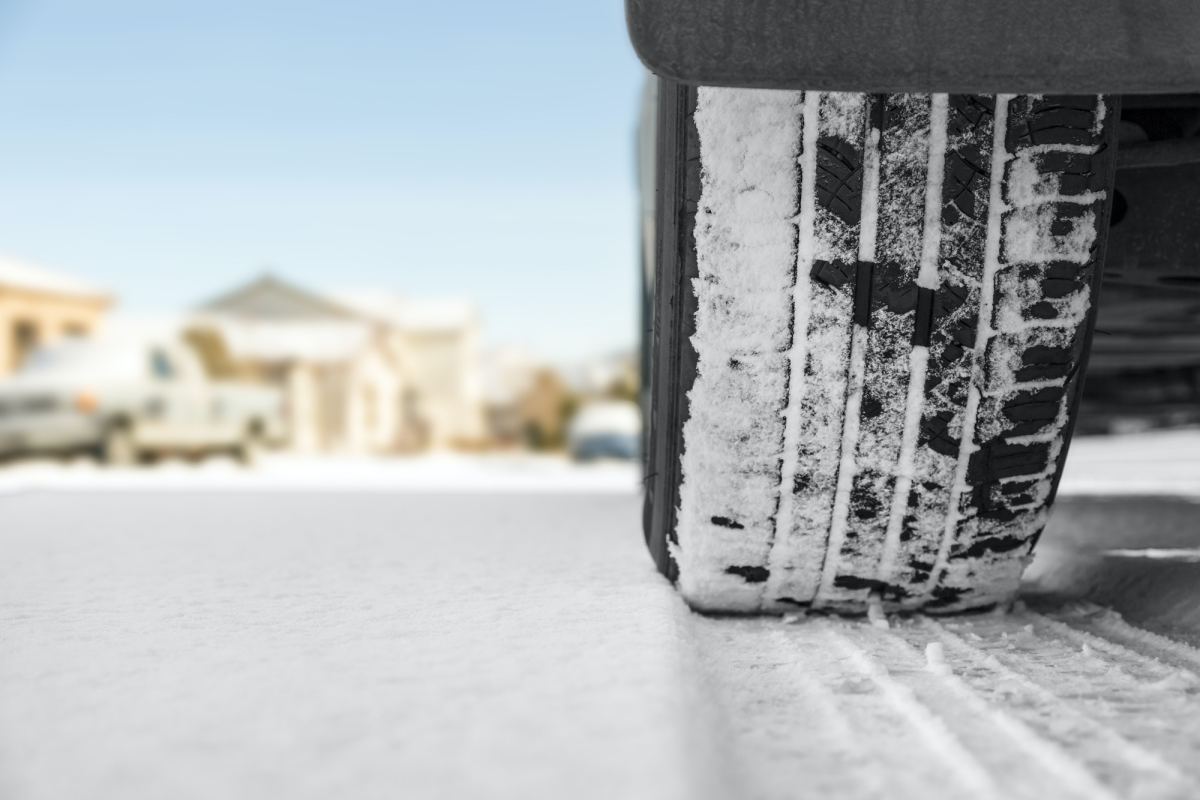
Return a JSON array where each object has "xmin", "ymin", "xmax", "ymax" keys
[
  {"xmin": 684, "ymin": 616, "xmax": 982, "ymax": 800},
  {"xmin": 820, "ymin": 624, "xmax": 1013, "ymax": 800},
  {"xmin": 944, "ymin": 611, "xmax": 1200, "ymax": 784},
  {"xmin": 1046, "ymin": 602, "xmax": 1200, "ymax": 675},
  {"xmin": 923, "ymin": 616, "xmax": 1200, "ymax": 797},
  {"xmin": 685, "ymin": 611, "xmax": 1200, "ymax": 799},
  {"xmin": 830, "ymin": 621, "xmax": 1113, "ymax": 800},
  {"xmin": 1028, "ymin": 609, "xmax": 1200, "ymax": 687}
]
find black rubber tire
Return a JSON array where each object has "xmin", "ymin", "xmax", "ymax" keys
[{"xmin": 642, "ymin": 85, "xmax": 1118, "ymax": 614}]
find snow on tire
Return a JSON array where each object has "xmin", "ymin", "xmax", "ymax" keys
[{"xmin": 650, "ymin": 88, "xmax": 1117, "ymax": 614}]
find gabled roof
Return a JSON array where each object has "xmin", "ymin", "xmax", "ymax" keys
[
  {"xmin": 0, "ymin": 255, "xmax": 108, "ymax": 300},
  {"xmin": 198, "ymin": 274, "xmax": 358, "ymax": 321},
  {"xmin": 334, "ymin": 290, "xmax": 477, "ymax": 332}
]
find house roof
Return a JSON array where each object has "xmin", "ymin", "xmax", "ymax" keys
[
  {"xmin": 199, "ymin": 274, "xmax": 358, "ymax": 321},
  {"xmin": 194, "ymin": 275, "xmax": 476, "ymax": 363},
  {"xmin": 195, "ymin": 274, "xmax": 374, "ymax": 363},
  {"xmin": 334, "ymin": 291, "xmax": 477, "ymax": 332},
  {"xmin": 0, "ymin": 255, "xmax": 108, "ymax": 300}
]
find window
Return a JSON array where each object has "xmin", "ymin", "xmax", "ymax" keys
[{"xmin": 150, "ymin": 350, "xmax": 176, "ymax": 381}]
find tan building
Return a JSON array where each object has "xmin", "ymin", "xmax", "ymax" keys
[
  {"xmin": 0, "ymin": 256, "xmax": 111, "ymax": 376},
  {"xmin": 336, "ymin": 292, "xmax": 486, "ymax": 450},
  {"xmin": 194, "ymin": 275, "xmax": 484, "ymax": 454}
]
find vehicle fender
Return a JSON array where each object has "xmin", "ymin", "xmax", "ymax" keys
[{"xmin": 626, "ymin": 0, "xmax": 1200, "ymax": 93}]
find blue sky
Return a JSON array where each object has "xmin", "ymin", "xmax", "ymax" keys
[{"xmin": 0, "ymin": 1, "xmax": 646, "ymax": 361}]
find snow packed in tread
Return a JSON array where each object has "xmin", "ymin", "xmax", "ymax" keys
[{"xmin": 672, "ymin": 88, "xmax": 1112, "ymax": 614}]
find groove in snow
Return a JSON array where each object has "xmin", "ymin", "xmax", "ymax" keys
[
  {"xmin": 844, "ymin": 622, "xmax": 1117, "ymax": 800},
  {"xmin": 925, "ymin": 618, "xmax": 1197, "ymax": 796},
  {"xmin": 822, "ymin": 625, "xmax": 1001, "ymax": 797}
]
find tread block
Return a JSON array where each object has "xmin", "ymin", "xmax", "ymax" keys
[
  {"xmin": 815, "ymin": 137, "xmax": 864, "ymax": 224},
  {"xmin": 874, "ymin": 261, "xmax": 921, "ymax": 315},
  {"xmin": 1006, "ymin": 96, "xmax": 1102, "ymax": 150},
  {"xmin": 811, "ymin": 259, "xmax": 856, "ymax": 289},
  {"xmin": 1015, "ymin": 346, "xmax": 1073, "ymax": 381}
]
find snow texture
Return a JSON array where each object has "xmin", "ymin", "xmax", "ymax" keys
[
  {"xmin": 4, "ymin": 469, "xmax": 1200, "ymax": 799},
  {"xmin": 0, "ymin": 492, "xmax": 695, "ymax": 800}
]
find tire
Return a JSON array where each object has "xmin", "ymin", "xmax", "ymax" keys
[
  {"xmin": 642, "ymin": 84, "xmax": 1118, "ymax": 614},
  {"xmin": 100, "ymin": 423, "xmax": 139, "ymax": 467}
]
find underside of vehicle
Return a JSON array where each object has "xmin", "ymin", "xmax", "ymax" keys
[{"xmin": 630, "ymin": 0, "xmax": 1200, "ymax": 613}]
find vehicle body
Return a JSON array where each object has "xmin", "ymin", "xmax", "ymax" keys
[
  {"xmin": 629, "ymin": 1, "xmax": 1200, "ymax": 613},
  {"xmin": 567, "ymin": 400, "xmax": 640, "ymax": 462},
  {"xmin": 630, "ymin": 0, "xmax": 1200, "ymax": 395},
  {"xmin": 0, "ymin": 334, "xmax": 284, "ymax": 464}
]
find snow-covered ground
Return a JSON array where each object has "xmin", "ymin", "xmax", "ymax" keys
[
  {"xmin": 1058, "ymin": 428, "xmax": 1200, "ymax": 496},
  {"xmin": 0, "ymin": 426, "xmax": 1193, "ymax": 495},
  {"xmin": 0, "ymin": 451, "xmax": 640, "ymax": 494},
  {"xmin": 1, "ymin": 431, "xmax": 1199, "ymax": 799}
]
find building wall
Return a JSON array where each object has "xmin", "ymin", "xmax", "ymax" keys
[
  {"xmin": 190, "ymin": 287, "xmax": 486, "ymax": 454},
  {"xmin": 285, "ymin": 363, "xmax": 321, "ymax": 452},
  {"xmin": 241, "ymin": 349, "xmax": 406, "ymax": 455},
  {"xmin": 346, "ymin": 347, "xmax": 404, "ymax": 453},
  {"xmin": 0, "ymin": 288, "xmax": 109, "ymax": 376},
  {"xmin": 399, "ymin": 326, "xmax": 485, "ymax": 449}
]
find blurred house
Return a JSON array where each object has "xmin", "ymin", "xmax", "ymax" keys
[
  {"xmin": 0, "ymin": 256, "xmax": 111, "ymax": 376},
  {"xmin": 191, "ymin": 274, "xmax": 483, "ymax": 453},
  {"xmin": 335, "ymin": 292, "xmax": 486, "ymax": 449}
]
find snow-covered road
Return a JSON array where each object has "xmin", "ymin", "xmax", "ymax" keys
[{"xmin": 2, "ymin": 433, "xmax": 1200, "ymax": 799}]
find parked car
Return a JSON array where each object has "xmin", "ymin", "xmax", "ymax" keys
[
  {"xmin": 630, "ymin": 1, "xmax": 1200, "ymax": 614},
  {"xmin": 567, "ymin": 400, "xmax": 640, "ymax": 462},
  {"xmin": 0, "ymin": 334, "xmax": 284, "ymax": 465}
]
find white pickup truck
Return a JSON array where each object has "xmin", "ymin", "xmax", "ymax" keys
[{"xmin": 0, "ymin": 334, "xmax": 284, "ymax": 465}]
